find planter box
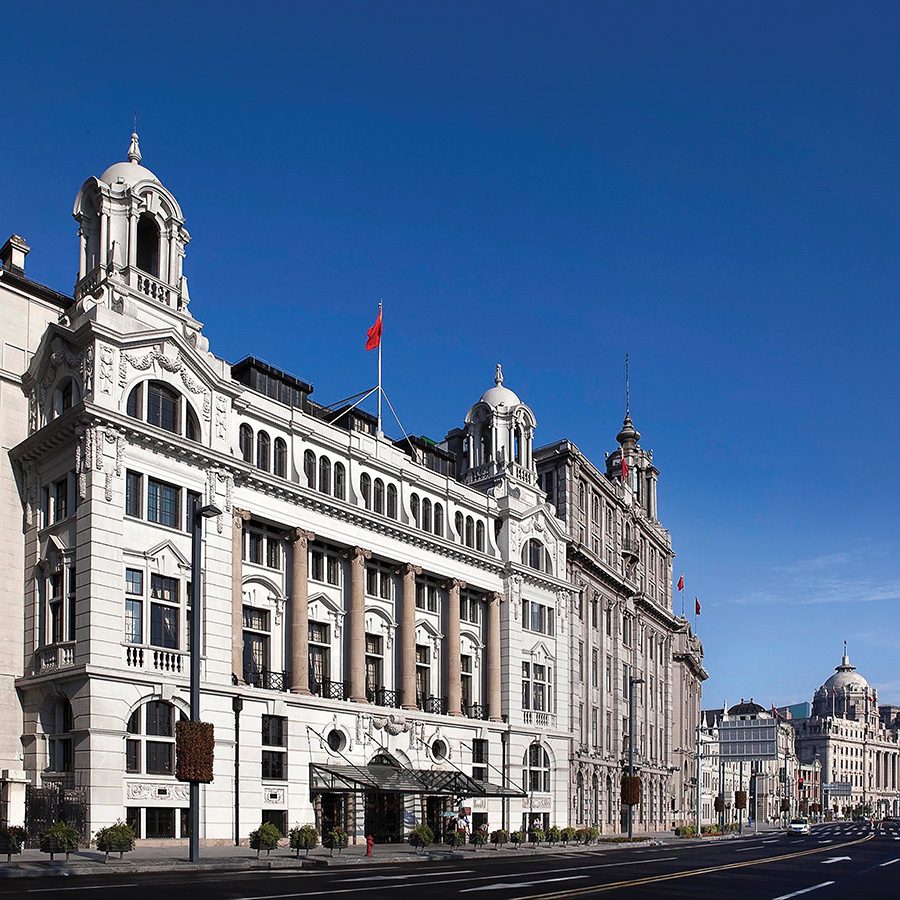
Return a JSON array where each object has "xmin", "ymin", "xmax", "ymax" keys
[
  {"xmin": 0, "ymin": 837, "xmax": 22, "ymax": 862},
  {"xmin": 40, "ymin": 836, "xmax": 78, "ymax": 860}
]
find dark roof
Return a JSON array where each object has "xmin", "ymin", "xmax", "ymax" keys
[
  {"xmin": 0, "ymin": 267, "xmax": 72, "ymax": 309},
  {"xmin": 728, "ymin": 699, "xmax": 766, "ymax": 716},
  {"xmin": 231, "ymin": 355, "xmax": 314, "ymax": 394}
]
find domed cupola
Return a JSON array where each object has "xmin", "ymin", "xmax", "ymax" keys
[
  {"xmin": 72, "ymin": 132, "xmax": 193, "ymax": 319},
  {"xmin": 463, "ymin": 365, "xmax": 537, "ymax": 487},
  {"xmin": 812, "ymin": 643, "xmax": 877, "ymax": 723}
]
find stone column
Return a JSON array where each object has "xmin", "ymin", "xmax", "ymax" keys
[
  {"xmin": 443, "ymin": 579, "xmax": 466, "ymax": 716},
  {"xmin": 231, "ymin": 508, "xmax": 251, "ymax": 682},
  {"xmin": 346, "ymin": 547, "xmax": 371, "ymax": 703},
  {"xmin": 396, "ymin": 563, "xmax": 422, "ymax": 710},
  {"xmin": 487, "ymin": 591, "xmax": 502, "ymax": 722},
  {"xmin": 288, "ymin": 528, "xmax": 316, "ymax": 694}
]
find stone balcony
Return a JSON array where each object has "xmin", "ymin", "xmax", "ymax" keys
[
  {"xmin": 523, "ymin": 710, "xmax": 557, "ymax": 728},
  {"xmin": 33, "ymin": 641, "xmax": 76, "ymax": 674},
  {"xmin": 124, "ymin": 643, "xmax": 186, "ymax": 675}
]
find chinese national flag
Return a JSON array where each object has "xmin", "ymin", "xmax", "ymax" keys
[
  {"xmin": 677, "ymin": 574, "xmax": 685, "ymax": 592},
  {"xmin": 695, "ymin": 597, "xmax": 701, "ymax": 616},
  {"xmin": 621, "ymin": 453, "xmax": 629, "ymax": 480},
  {"xmin": 365, "ymin": 308, "xmax": 383, "ymax": 351}
]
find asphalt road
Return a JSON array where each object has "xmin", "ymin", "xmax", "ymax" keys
[{"xmin": 3, "ymin": 821, "xmax": 899, "ymax": 899}]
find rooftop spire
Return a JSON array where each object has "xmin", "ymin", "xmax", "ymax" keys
[
  {"xmin": 127, "ymin": 132, "xmax": 142, "ymax": 165},
  {"xmin": 625, "ymin": 352, "xmax": 630, "ymax": 416},
  {"xmin": 495, "ymin": 363, "xmax": 503, "ymax": 386}
]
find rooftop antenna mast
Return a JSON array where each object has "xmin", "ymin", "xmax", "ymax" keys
[{"xmin": 625, "ymin": 352, "xmax": 630, "ymax": 416}]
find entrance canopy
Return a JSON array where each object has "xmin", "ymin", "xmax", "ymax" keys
[{"xmin": 310, "ymin": 761, "xmax": 525, "ymax": 798}]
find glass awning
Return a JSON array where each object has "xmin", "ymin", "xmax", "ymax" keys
[{"xmin": 310, "ymin": 762, "xmax": 525, "ymax": 797}]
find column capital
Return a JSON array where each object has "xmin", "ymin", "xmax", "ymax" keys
[
  {"xmin": 286, "ymin": 527, "xmax": 316, "ymax": 547},
  {"xmin": 345, "ymin": 546, "xmax": 372, "ymax": 564},
  {"xmin": 489, "ymin": 591, "xmax": 504, "ymax": 605},
  {"xmin": 396, "ymin": 563, "xmax": 423, "ymax": 578},
  {"xmin": 441, "ymin": 578, "xmax": 467, "ymax": 592},
  {"xmin": 232, "ymin": 507, "xmax": 251, "ymax": 529}
]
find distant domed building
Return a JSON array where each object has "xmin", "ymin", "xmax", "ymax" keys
[{"xmin": 794, "ymin": 645, "xmax": 900, "ymax": 819}]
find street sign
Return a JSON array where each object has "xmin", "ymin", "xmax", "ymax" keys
[
  {"xmin": 822, "ymin": 782, "xmax": 852, "ymax": 797},
  {"xmin": 718, "ymin": 720, "xmax": 778, "ymax": 761}
]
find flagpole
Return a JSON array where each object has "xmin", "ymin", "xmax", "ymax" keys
[{"xmin": 377, "ymin": 300, "xmax": 383, "ymax": 437}]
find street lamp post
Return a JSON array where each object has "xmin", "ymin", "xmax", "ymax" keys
[
  {"xmin": 189, "ymin": 502, "xmax": 222, "ymax": 863},
  {"xmin": 627, "ymin": 676, "xmax": 644, "ymax": 840}
]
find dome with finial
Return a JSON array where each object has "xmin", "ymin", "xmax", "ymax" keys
[
  {"xmin": 478, "ymin": 363, "xmax": 522, "ymax": 409},
  {"xmin": 820, "ymin": 646, "xmax": 869, "ymax": 693},
  {"xmin": 617, "ymin": 413, "xmax": 641, "ymax": 447},
  {"xmin": 99, "ymin": 132, "xmax": 161, "ymax": 189}
]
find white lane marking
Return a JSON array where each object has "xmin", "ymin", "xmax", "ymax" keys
[
  {"xmin": 235, "ymin": 857, "xmax": 679, "ymax": 899},
  {"xmin": 790, "ymin": 840, "xmax": 803, "ymax": 844},
  {"xmin": 339, "ymin": 870, "xmax": 475, "ymax": 882},
  {"xmin": 22, "ymin": 888, "xmax": 140, "ymax": 895},
  {"xmin": 461, "ymin": 876, "xmax": 588, "ymax": 893},
  {"xmin": 817, "ymin": 840, "xmax": 832, "ymax": 844},
  {"xmin": 763, "ymin": 839, "xmax": 778, "ymax": 843},
  {"xmin": 771, "ymin": 882, "xmax": 836, "ymax": 900},
  {"xmin": 821, "ymin": 856, "xmax": 851, "ymax": 864},
  {"xmin": 735, "ymin": 846, "xmax": 766, "ymax": 852},
  {"xmin": 880, "ymin": 858, "xmax": 900, "ymax": 867}
]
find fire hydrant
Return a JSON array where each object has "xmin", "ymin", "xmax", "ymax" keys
[{"xmin": 366, "ymin": 834, "xmax": 375, "ymax": 857}]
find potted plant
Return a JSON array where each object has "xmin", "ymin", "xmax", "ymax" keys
[
  {"xmin": 470, "ymin": 824, "xmax": 488, "ymax": 851},
  {"xmin": 490, "ymin": 828, "xmax": 508, "ymax": 849},
  {"xmin": 94, "ymin": 820, "xmax": 136, "ymax": 861},
  {"xmin": 510, "ymin": 829, "xmax": 525, "ymax": 850},
  {"xmin": 409, "ymin": 824, "xmax": 434, "ymax": 852},
  {"xmin": 327, "ymin": 826, "xmax": 348, "ymax": 856},
  {"xmin": 39, "ymin": 821, "xmax": 79, "ymax": 860},
  {"xmin": 547, "ymin": 825, "xmax": 561, "ymax": 846},
  {"xmin": 0, "ymin": 825, "xmax": 24, "ymax": 862},
  {"xmin": 445, "ymin": 827, "xmax": 465, "ymax": 847},
  {"xmin": 587, "ymin": 826, "xmax": 599, "ymax": 844},
  {"xmin": 289, "ymin": 824, "xmax": 319, "ymax": 857},
  {"xmin": 529, "ymin": 827, "xmax": 545, "ymax": 847},
  {"xmin": 249, "ymin": 822, "xmax": 282, "ymax": 858},
  {"xmin": 561, "ymin": 826, "xmax": 577, "ymax": 846}
]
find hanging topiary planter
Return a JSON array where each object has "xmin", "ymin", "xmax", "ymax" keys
[
  {"xmin": 734, "ymin": 790, "xmax": 747, "ymax": 811},
  {"xmin": 175, "ymin": 721, "xmax": 215, "ymax": 783},
  {"xmin": 620, "ymin": 775, "xmax": 641, "ymax": 807}
]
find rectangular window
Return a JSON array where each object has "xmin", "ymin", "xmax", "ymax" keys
[
  {"xmin": 592, "ymin": 708, "xmax": 598, "ymax": 747},
  {"xmin": 48, "ymin": 738, "xmax": 73, "ymax": 773},
  {"xmin": 147, "ymin": 478, "xmax": 179, "ymax": 528},
  {"xmin": 308, "ymin": 621, "xmax": 330, "ymax": 692},
  {"xmin": 472, "ymin": 738, "xmax": 488, "ymax": 782},
  {"xmin": 126, "ymin": 568, "xmax": 143, "ymax": 596},
  {"xmin": 591, "ymin": 649, "xmax": 598, "ymax": 688},
  {"xmin": 262, "ymin": 749, "xmax": 286, "ymax": 780},
  {"xmin": 415, "ymin": 644, "xmax": 430, "ymax": 702},
  {"xmin": 247, "ymin": 531, "xmax": 263, "ymax": 565},
  {"xmin": 146, "ymin": 741, "xmax": 173, "ymax": 775},
  {"xmin": 126, "ymin": 739, "xmax": 140, "ymax": 773},
  {"xmin": 591, "ymin": 599, "xmax": 598, "ymax": 629},
  {"xmin": 145, "ymin": 808, "xmax": 175, "ymax": 839},
  {"xmin": 522, "ymin": 661, "xmax": 531, "ymax": 709},
  {"xmin": 150, "ymin": 604, "xmax": 178, "ymax": 649},
  {"xmin": 577, "ymin": 641, "xmax": 584, "ymax": 682},
  {"xmin": 242, "ymin": 607, "xmax": 269, "ymax": 631},
  {"xmin": 125, "ymin": 598, "xmax": 143, "ymax": 644},
  {"xmin": 125, "ymin": 471, "xmax": 143, "ymax": 518},
  {"xmin": 54, "ymin": 478, "xmax": 69, "ymax": 522},
  {"xmin": 261, "ymin": 809, "xmax": 287, "ymax": 832},
  {"xmin": 126, "ymin": 807, "xmax": 142, "ymax": 839},
  {"xmin": 365, "ymin": 633, "xmax": 384, "ymax": 694},
  {"xmin": 266, "ymin": 537, "xmax": 281, "ymax": 569},
  {"xmin": 606, "ymin": 712, "xmax": 612, "ymax": 751},
  {"xmin": 606, "ymin": 657, "xmax": 612, "ymax": 693},
  {"xmin": 146, "ymin": 700, "xmax": 173, "ymax": 736},
  {"xmin": 262, "ymin": 714, "xmax": 287, "ymax": 747}
]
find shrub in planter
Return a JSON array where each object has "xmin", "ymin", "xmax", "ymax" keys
[
  {"xmin": 674, "ymin": 825, "xmax": 697, "ymax": 838},
  {"xmin": 470, "ymin": 824, "xmax": 489, "ymax": 850},
  {"xmin": 445, "ymin": 828, "xmax": 465, "ymax": 847},
  {"xmin": 561, "ymin": 826, "xmax": 577, "ymax": 845},
  {"xmin": 40, "ymin": 821, "xmax": 79, "ymax": 860},
  {"xmin": 94, "ymin": 821, "xmax": 136, "ymax": 860},
  {"xmin": 587, "ymin": 826, "xmax": 600, "ymax": 844},
  {"xmin": 0, "ymin": 825, "xmax": 24, "ymax": 861},
  {"xmin": 409, "ymin": 824, "xmax": 434, "ymax": 851},
  {"xmin": 529, "ymin": 827, "xmax": 545, "ymax": 846},
  {"xmin": 289, "ymin": 824, "xmax": 318, "ymax": 857},
  {"xmin": 327, "ymin": 827, "xmax": 349, "ymax": 856},
  {"xmin": 700, "ymin": 824, "xmax": 720, "ymax": 836},
  {"xmin": 510, "ymin": 829, "xmax": 525, "ymax": 849},
  {"xmin": 547, "ymin": 826, "xmax": 561, "ymax": 845},
  {"xmin": 249, "ymin": 822, "xmax": 283, "ymax": 858},
  {"xmin": 490, "ymin": 828, "xmax": 508, "ymax": 848}
]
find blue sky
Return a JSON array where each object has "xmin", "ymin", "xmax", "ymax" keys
[{"xmin": 4, "ymin": 2, "xmax": 900, "ymax": 707}]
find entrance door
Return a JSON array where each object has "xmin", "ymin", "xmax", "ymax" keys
[
  {"xmin": 365, "ymin": 792, "xmax": 403, "ymax": 843},
  {"xmin": 320, "ymin": 793, "xmax": 346, "ymax": 836},
  {"xmin": 425, "ymin": 796, "xmax": 445, "ymax": 839}
]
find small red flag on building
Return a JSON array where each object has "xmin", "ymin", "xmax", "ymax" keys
[
  {"xmin": 365, "ymin": 307, "xmax": 383, "ymax": 351},
  {"xmin": 621, "ymin": 453, "xmax": 629, "ymax": 480},
  {"xmin": 695, "ymin": 596, "xmax": 701, "ymax": 616},
  {"xmin": 677, "ymin": 574, "xmax": 685, "ymax": 592}
]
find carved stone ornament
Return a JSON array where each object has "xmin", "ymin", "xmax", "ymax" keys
[
  {"xmin": 215, "ymin": 395, "xmax": 228, "ymax": 439},
  {"xmin": 119, "ymin": 344, "xmax": 210, "ymax": 417},
  {"xmin": 370, "ymin": 713, "xmax": 410, "ymax": 736},
  {"xmin": 22, "ymin": 460, "xmax": 37, "ymax": 527},
  {"xmin": 125, "ymin": 782, "xmax": 190, "ymax": 802},
  {"xmin": 98, "ymin": 344, "xmax": 115, "ymax": 394},
  {"xmin": 262, "ymin": 786, "xmax": 286, "ymax": 805}
]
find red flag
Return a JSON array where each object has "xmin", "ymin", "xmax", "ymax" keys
[
  {"xmin": 621, "ymin": 453, "xmax": 629, "ymax": 480},
  {"xmin": 677, "ymin": 574, "xmax": 685, "ymax": 592},
  {"xmin": 694, "ymin": 597, "xmax": 701, "ymax": 616},
  {"xmin": 365, "ymin": 308, "xmax": 383, "ymax": 351}
]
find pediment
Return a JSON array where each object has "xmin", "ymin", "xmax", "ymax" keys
[
  {"xmin": 145, "ymin": 539, "xmax": 191, "ymax": 573},
  {"xmin": 309, "ymin": 591, "xmax": 345, "ymax": 618},
  {"xmin": 526, "ymin": 640, "xmax": 555, "ymax": 662}
]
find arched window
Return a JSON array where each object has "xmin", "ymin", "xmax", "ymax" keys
[
  {"xmin": 576, "ymin": 771, "xmax": 585, "ymax": 824},
  {"xmin": 522, "ymin": 538, "xmax": 551, "ymax": 574},
  {"xmin": 524, "ymin": 742, "xmax": 551, "ymax": 793},
  {"xmin": 476, "ymin": 521, "xmax": 485, "ymax": 552},
  {"xmin": 360, "ymin": 473, "xmax": 371, "ymax": 510},
  {"xmin": 185, "ymin": 406, "xmax": 200, "ymax": 442},
  {"xmin": 410, "ymin": 493, "xmax": 420, "ymax": 527},
  {"xmin": 127, "ymin": 383, "xmax": 143, "ymax": 419},
  {"xmin": 592, "ymin": 773, "xmax": 600, "ymax": 826},
  {"xmin": 256, "ymin": 431, "xmax": 270, "ymax": 471},
  {"xmin": 607, "ymin": 776, "xmax": 614, "ymax": 825},
  {"xmin": 334, "ymin": 462, "xmax": 346, "ymax": 499},
  {"xmin": 147, "ymin": 382, "xmax": 180, "ymax": 434},
  {"xmin": 239, "ymin": 424, "xmax": 253, "ymax": 462},
  {"xmin": 434, "ymin": 503, "xmax": 444, "ymax": 536},
  {"xmin": 136, "ymin": 214, "xmax": 161, "ymax": 278},
  {"xmin": 52, "ymin": 378, "xmax": 79, "ymax": 419},
  {"xmin": 421, "ymin": 498, "xmax": 432, "ymax": 532},
  {"xmin": 373, "ymin": 478, "xmax": 385, "ymax": 514},
  {"xmin": 465, "ymin": 516, "xmax": 474, "ymax": 548},
  {"xmin": 386, "ymin": 483, "xmax": 397, "ymax": 519},
  {"xmin": 303, "ymin": 450, "xmax": 316, "ymax": 489},
  {"xmin": 125, "ymin": 699, "xmax": 185, "ymax": 778},
  {"xmin": 514, "ymin": 427, "xmax": 523, "ymax": 464},
  {"xmin": 319, "ymin": 457, "xmax": 332, "ymax": 495},
  {"xmin": 455, "ymin": 512, "xmax": 464, "ymax": 542},
  {"xmin": 273, "ymin": 438, "xmax": 287, "ymax": 478}
]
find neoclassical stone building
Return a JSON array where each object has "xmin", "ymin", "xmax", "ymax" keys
[
  {"xmin": 0, "ymin": 135, "xmax": 704, "ymax": 841},
  {"xmin": 534, "ymin": 414, "xmax": 707, "ymax": 833},
  {"xmin": 794, "ymin": 650, "xmax": 900, "ymax": 819}
]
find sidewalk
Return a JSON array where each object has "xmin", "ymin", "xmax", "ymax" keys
[{"xmin": 0, "ymin": 833, "xmax": 673, "ymax": 879}]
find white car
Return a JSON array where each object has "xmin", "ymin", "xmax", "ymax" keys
[{"xmin": 788, "ymin": 817, "xmax": 811, "ymax": 835}]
